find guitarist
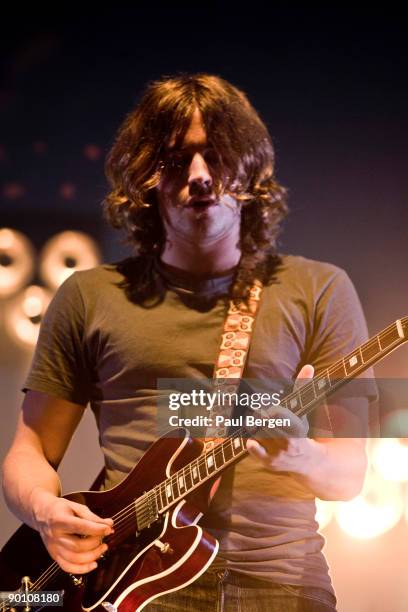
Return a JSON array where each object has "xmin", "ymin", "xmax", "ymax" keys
[{"xmin": 2, "ymin": 74, "xmax": 377, "ymax": 611}]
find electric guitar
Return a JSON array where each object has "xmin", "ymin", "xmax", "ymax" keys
[{"xmin": 1, "ymin": 316, "xmax": 407, "ymax": 612}]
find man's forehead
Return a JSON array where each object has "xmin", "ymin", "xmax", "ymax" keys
[{"xmin": 167, "ymin": 108, "xmax": 207, "ymax": 150}]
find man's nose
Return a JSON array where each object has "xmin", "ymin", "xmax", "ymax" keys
[{"xmin": 188, "ymin": 153, "xmax": 212, "ymax": 195}]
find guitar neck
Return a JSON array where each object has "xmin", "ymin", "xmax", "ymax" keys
[{"xmin": 136, "ymin": 316, "xmax": 408, "ymax": 530}]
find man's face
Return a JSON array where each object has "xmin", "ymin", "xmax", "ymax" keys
[{"xmin": 156, "ymin": 109, "xmax": 241, "ymax": 245}]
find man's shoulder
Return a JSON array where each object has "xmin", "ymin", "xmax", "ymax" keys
[
  {"xmin": 263, "ymin": 253, "xmax": 353, "ymax": 303},
  {"xmin": 71, "ymin": 256, "xmax": 144, "ymax": 288},
  {"xmin": 276, "ymin": 253, "xmax": 348, "ymax": 284}
]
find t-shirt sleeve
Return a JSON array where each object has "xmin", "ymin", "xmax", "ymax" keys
[
  {"xmin": 305, "ymin": 267, "xmax": 378, "ymax": 438},
  {"xmin": 22, "ymin": 272, "xmax": 93, "ymax": 406}
]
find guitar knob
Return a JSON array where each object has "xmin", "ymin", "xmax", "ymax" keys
[
  {"xmin": 102, "ymin": 602, "xmax": 117, "ymax": 611},
  {"xmin": 153, "ymin": 539, "xmax": 174, "ymax": 554},
  {"xmin": 70, "ymin": 575, "xmax": 84, "ymax": 587}
]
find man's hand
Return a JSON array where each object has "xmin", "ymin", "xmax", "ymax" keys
[
  {"xmin": 31, "ymin": 488, "xmax": 114, "ymax": 574},
  {"xmin": 246, "ymin": 364, "xmax": 314, "ymax": 472}
]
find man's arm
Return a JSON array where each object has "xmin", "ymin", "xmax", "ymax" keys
[
  {"xmin": 247, "ymin": 364, "xmax": 368, "ymax": 501},
  {"xmin": 247, "ymin": 435, "xmax": 367, "ymax": 501},
  {"xmin": 2, "ymin": 390, "xmax": 113, "ymax": 574}
]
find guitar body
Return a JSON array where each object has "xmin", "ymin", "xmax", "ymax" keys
[{"xmin": 0, "ymin": 428, "xmax": 219, "ymax": 611}]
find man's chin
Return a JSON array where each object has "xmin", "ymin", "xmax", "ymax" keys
[{"xmin": 176, "ymin": 222, "xmax": 236, "ymax": 245}]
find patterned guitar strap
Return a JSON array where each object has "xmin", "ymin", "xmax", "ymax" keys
[{"xmin": 203, "ymin": 280, "xmax": 263, "ymax": 451}]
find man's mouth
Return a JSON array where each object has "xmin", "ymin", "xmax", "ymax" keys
[{"xmin": 188, "ymin": 197, "xmax": 217, "ymax": 209}]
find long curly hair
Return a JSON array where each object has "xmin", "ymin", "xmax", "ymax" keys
[{"xmin": 103, "ymin": 73, "xmax": 288, "ymax": 304}]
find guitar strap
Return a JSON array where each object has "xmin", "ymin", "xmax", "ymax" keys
[{"xmin": 203, "ymin": 280, "xmax": 263, "ymax": 449}]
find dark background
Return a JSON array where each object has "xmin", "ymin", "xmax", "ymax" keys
[
  {"xmin": 1, "ymin": 6, "xmax": 408, "ymax": 609},
  {"xmin": 1, "ymin": 4, "xmax": 406, "ymax": 367}
]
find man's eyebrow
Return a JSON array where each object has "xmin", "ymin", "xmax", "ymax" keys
[{"xmin": 166, "ymin": 143, "xmax": 208, "ymax": 153}]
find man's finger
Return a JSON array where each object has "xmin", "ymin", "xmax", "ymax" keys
[
  {"xmin": 57, "ymin": 541, "xmax": 108, "ymax": 565},
  {"xmin": 59, "ymin": 534, "xmax": 106, "ymax": 553},
  {"xmin": 294, "ymin": 364, "xmax": 314, "ymax": 388},
  {"xmin": 246, "ymin": 439, "xmax": 269, "ymax": 462},
  {"xmin": 57, "ymin": 515, "xmax": 114, "ymax": 537},
  {"xmin": 68, "ymin": 500, "xmax": 113, "ymax": 527}
]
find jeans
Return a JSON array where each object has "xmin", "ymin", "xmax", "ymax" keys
[{"xmin": 144, "ymin": 568, "xmax": 338, "ymax": 611}]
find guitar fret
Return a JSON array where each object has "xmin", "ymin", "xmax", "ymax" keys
[
  {"xmin": 288, "ymin": 393, "xmax": 299, "ymax": 410},
  {"xmin": 214, "ymin": 444, "xmax": 224, "ymax": 469},
  {"xmin": 232, "ymin": 436, "xmax": 244, "ymax": 455},
  {"xmin": 328, "ymin": 359, "xmax": 347, "ymax": 383},
  {"xmin": 160, "ymin": 482, "xmax": 167, "ymax": 507},
  {"xmin": 313, "ymin": 371, "xmax": 330, "ymax": 396},
  {"xmin": 299, "ymin": 383, "xmax": 316, "ymax": 408},
  {"xmin": 379, "ymin": 324, "xmax": 400, "ymax": 349},
  {"xmin": 344, "ymin": 348, "xmax": 363, "ymax": 374},
  {"xmin": 154, "ymin": 487, "xmax": 161, "ymax": 513},
  {"xmin": 205, "ymin": 449, "xmax": 216, "ymax": 474},
  {"xmin": 153, "ymin": 486, "xmax": 161, "ymax": 512},
  {"xmin": 223, "ymin": 439, "xmax": 234, "ymax": 462},
  {"xmin": 198, "ymin": 457, "xmax": 207, "ymax": 479},
  {"xmin": 172, "ymin": 474, "xmax": 180, "ymax": 498},
  {"xmin": 185, "ymin": 464, "xmax": 193, "ymax": 490},
  {"xmin": 191, "ymin": 460, "xmax": 200, "ymax": 483},
  {"xmin": 362, "ymin": 336, "xmax": 381, "ymax": 361},
  {"xmin": 178, "ymin": 473, "xmax": 185, "ymax": 491}
]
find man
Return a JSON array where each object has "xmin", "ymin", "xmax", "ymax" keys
[{"xmin": 2, "ymin": 74, "xmax": 375, "ymax": 611}]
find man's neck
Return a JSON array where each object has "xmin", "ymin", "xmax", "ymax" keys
[{"xmin": 160, "ymin": 239, "xmax": 241, "ymax": 278}]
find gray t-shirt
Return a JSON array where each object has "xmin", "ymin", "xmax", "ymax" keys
[{"xmin": 22, "ymin": 254, "xmax": 377, "ymax": 595}]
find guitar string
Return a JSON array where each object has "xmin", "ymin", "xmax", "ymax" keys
[{"xmin": 13, "ymin": 321, "xmax": 404, "ymax": 595}]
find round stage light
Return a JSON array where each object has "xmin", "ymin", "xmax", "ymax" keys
[
  {"xmin": 371, "ymin": 438, "xmax": 408, "ymax": 482},
  {"xmin": 4, "ymin": 285, "xmax": 52, "ymax": 347},
  {"xmin": 39, "ymin": 230, "xmax": 101, "ymax": 290},
  {"xmin": 336, "ymin": 469, "xmax": 404, "ymax": 539},
  {"xmin": 0, "ymin": 228, "xmax": 36, "ymax": 298}
]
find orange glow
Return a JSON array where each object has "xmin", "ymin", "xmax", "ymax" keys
[{"xmin": 336, "ymin": 469, "xmax": 403, "ymax": 539}]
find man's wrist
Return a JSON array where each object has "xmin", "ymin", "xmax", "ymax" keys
[
  {"xmin": 294, "ymin": 437, "xmax": 328, "ymax": 478},
  {"xmin": 28, "ymin": 487, "xmax": 59, "ymax": 529}
]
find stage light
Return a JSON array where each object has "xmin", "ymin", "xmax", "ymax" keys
[
  {"xmin": 0, "ymin": 228, "xmax": 36, "ymax": 298},
  {"xmin": 4, "ymin": 285, "xmax": 52, "ymax": 347},
  {"xmin": 39, "ymin": 230, "xmax": 101, "ymax": 290},
  {"xmin": 405, "ymin": 487, "xmax": 408, "ymax": 526},
  {"xmin": 83, "ymin": 144, "xmax": 102, "ymax": 161},
  {"xmin": 315, "ymin": 499, "xmax": 336, "ymax": 530},
  {"xmin": 381, "ymin": 409, "xmax": 408, "ymax": 438},
  {"xmin": 371, "ymin": 438, "xmax": 408, "ymax": 482},
  {"xmin": 336, "ymin": 469, "xmax": 403, "ymax": 539}
]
